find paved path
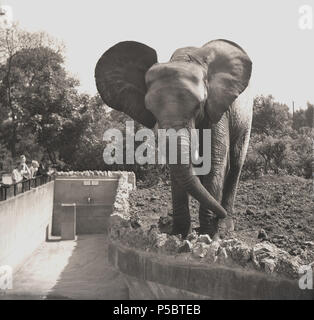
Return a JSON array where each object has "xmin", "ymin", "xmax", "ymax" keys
[{"xmin": 0, "ymin": 234, "xmax": 129, "ymax": 300}]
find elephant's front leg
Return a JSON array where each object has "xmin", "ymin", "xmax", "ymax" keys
[
  {"xmin": 170, "ymin": 171, "xmax": 191, "ymax": 237},
  {"xmin": 222, "ymin": 128, "xmax": 251, "ymax": 216},
  {"xmin": 221, "ymin": 98, "xmax": 253, "ymax": 232},
  {"xmin": 198, "ymin": 114, "xmax": 230, "ymax": 236}
]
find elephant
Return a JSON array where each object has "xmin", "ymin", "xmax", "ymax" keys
[{"xmin": 95, "ymin": 39, "xmax": 253, "ymax": 238}]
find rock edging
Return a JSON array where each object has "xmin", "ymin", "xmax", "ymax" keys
[{"xmin": 108, "ymin": 240, "xmax": 313, "ymax": 300}]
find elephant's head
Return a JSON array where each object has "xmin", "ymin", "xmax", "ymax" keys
[{"xmin": 95, "ymin": 40, "xmax": 252, "ymax": 221}]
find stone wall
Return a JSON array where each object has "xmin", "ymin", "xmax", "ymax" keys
[{"xmin": 108, "ymin": 241, "xmax": 313, "ymax": 300}]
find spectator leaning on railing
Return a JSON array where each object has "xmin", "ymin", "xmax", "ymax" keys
[
  {"xmin": 1, "ymin": 156, "xmax": 55, "ymax": 201},
  {"xmin": 11, "ymin": 167, "xmax": 23, "ymax": 184},
  {"xmin": 36, "ymin": 162, "xmax": 49, "ymax": 177},
  {"xmin": 30, "ymin": 160, "xmax": 39, "ymax": 178},
  {"xmin": 11, "ymin": 155, "xmax": 31, "ymax": 187},
  {"xmin": 18, "ymin": 155, "xmax": 31, "ymax": 180}
]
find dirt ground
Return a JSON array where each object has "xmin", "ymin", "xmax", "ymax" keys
[{"xmin": 129, "ymin": 175, "xmax": 314, "ymax": 264}]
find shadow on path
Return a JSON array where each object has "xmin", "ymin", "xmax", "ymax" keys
[{"xmin": 1, "ymin": 234, "xmax": 129, "ymax": 300}]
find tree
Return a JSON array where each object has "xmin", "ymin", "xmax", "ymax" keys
[
  {"xmin": 293, "ymin": 103, "xmax": 313, "ymax": 130},
  {"xmin": 57, "ymin": 94, "xmax": 107, "ymax": 169},
  {"xmin": 290, "ymin": 130, "xmax": 313, "ymax": 178},
  {"xmin": 293, "ymin": 108, "xmax": 307, "ymax": 130},
  {"xmin": 0, "ymin": 46, "xmax": 82, "ymax": 163},
  {"xmin": 304, "ymin": 103, "xmax": 313, "ymax": 128},
  {"xmin": 0, "ymin": 25, "xmax": 117, "ymax": 172},
  {"xmin": 252, "ymin": 95, "xmax": 292, "ymax": 136},
  {"xmin": 0, "ymin": 25, "xmax": 64, "ymax": 158},
  {"xmin": 254, "ymin": 135, "xmax": 292, "ymax": 174}
]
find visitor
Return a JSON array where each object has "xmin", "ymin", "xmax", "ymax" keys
[
  {"xmin": 36, "ymin": 162, "xmax": 49, "ymax": 177},
  {"xmin": 46, "ymin": 160, "xmax": 55, "ymax": 176},
  {"xmin": 11, "ymin": 166, "xmax": 23, "ymax": 184},
  {"xmin": 18, "ymin": 155, "xmax": 31, "ymax": 180},
  {"xmin": 36, "ymin": 157, "xmax": 50, "ymax": 184},
  {"xmin": 29, "ymin": 160, "xmax": 39, "ymax": 178}
]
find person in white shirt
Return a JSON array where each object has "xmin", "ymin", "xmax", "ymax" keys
[
  {"xmin": 18, "ymin": 155, "xmax": 31, "ymax": 180},
  {"xmin": 29, "ymin": 160, "xmax": 39, "ymax": 178},
  {"xmin": 11, "ymin": 167, "xmax": 23, "ymax": 184}
]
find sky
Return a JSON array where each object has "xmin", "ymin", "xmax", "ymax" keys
[{"xmin": 2, "ymin": 0, "xmax": 314, "ymax": 110}]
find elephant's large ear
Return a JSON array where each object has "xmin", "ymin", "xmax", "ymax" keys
[
  {"xmin": 95, "ymin": 41, "xmax": 157, "ymax": 128},
  {"xmin": 195, "ymin": 39, "xmax": 252, "ymax": 118}
]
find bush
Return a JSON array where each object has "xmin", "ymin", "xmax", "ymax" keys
[
  {"xmin": 242, "ymin": 149, "xmax": 263, "ymax": 179},
  {"xmin": 242, "ymin": 129, "xmax": 313, "ymax": 180}
]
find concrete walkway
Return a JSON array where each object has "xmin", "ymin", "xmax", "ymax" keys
[{"xmin": 0, "ymin": 234, "xmax": 129, "ymax": 300}]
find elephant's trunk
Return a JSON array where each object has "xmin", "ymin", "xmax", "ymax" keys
[{"xmin": 169, "ymin": 129, "xmax": 227, "ymax": 219}]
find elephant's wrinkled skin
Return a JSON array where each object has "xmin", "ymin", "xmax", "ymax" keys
[{"xmin": 95, "ymin": 39, "xmax": 253, "ymax": 238}]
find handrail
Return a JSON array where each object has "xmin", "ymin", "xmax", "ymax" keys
[{"xmin": 0, "ymin": 174, "xmax": 56, "ymax": 201}]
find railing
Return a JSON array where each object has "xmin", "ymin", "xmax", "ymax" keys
[{"xmin": 0, "ymin": 174, "xmax": 55, "ymax": 201}]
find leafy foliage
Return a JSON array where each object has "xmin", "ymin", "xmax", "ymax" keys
[
  {"xmin": 242, "ymin": 97, "xmax": 313, "ymax": 180},
  {"xmin": 252, "ymin": 95, "xmax": 292, "ymax": 136},
  {"xmin": 0, "ymin": 26, "xmax": 90, "ymax": 169}
]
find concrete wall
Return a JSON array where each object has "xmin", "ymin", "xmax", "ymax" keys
[
  {"xmin": 108, "ymin": 241, "xmax": 314, "ymax": 300},
  {"xmin": 52, "ymin": 177, "xmax": 119, "ymax": 235},
  {"xmin": 0, "ymin": 181, "xmax": 54, "ymax": 271}
]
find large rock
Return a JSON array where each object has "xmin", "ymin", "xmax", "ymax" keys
[
  {"xmin": 260, "ymin": 258, "xmax": 276, "ymax": 274},
  {"xmin": 198, "ymin": 234, "xmax": 212, "ymax": 245},
  {"xmin": 222, "ymin": 239, "xmax": 252, "ymax": 266},
  {"xmin": 186, "ymin": 231, "xmax": 199, "ymax": 244},
  {"xmin": 216, "ymin": 247, "xmax": 229, "ymax": 264},
  {"xmin": 163, "ymin": 235, "xmax": 182, "ymax": 253},
  {"xmin": 178, "ymin": 240, "xmax": 193, "ymax": 253},
  {"xmin": 148, "ymin": 229, "xmax": 168, "ymax": 249},
  {"xmin": 252, "ymin": 242, "xmax": 302, "ymax": 278},
  {"xmin": 206, "ymin": 241, "xmax": 221, "ymax": 262},
  {"xmin": 191, "ymin": 240, "xmax": 221, "ymax": 262},
  {"xmin": 192, "ymin": 242, "xmax": 211, "ymax": 259}
]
